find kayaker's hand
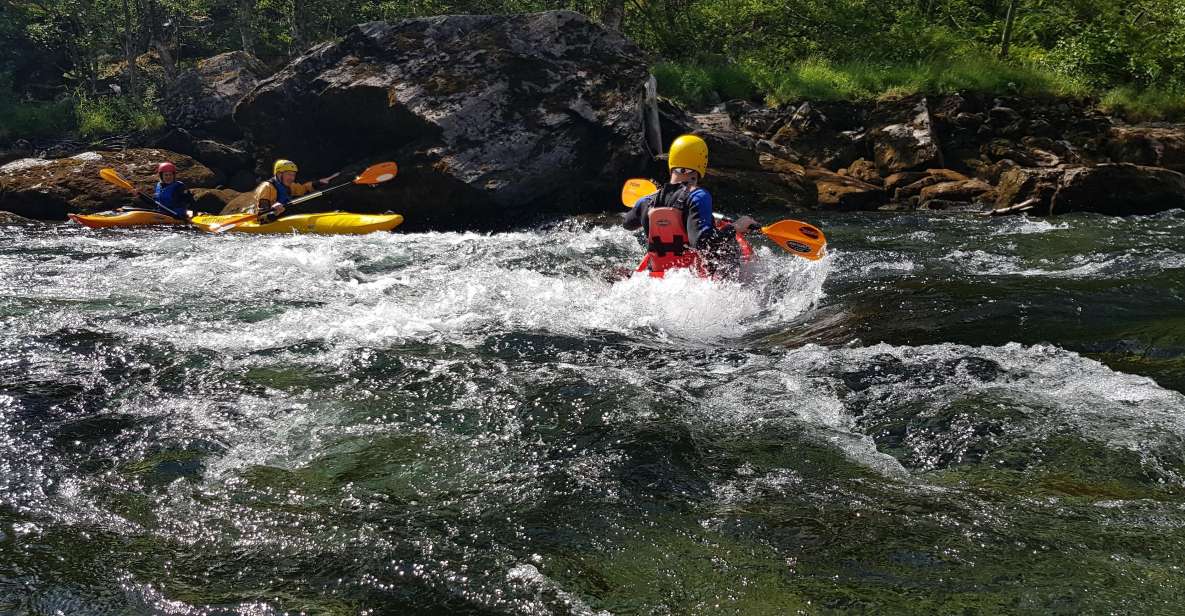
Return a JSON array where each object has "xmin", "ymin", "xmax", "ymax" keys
[
  {"xmin": 273, "ymin": 203, "xmax": 286, "ymax": 216},
  {"xmin": 734, "ymin": 216, "xmax": 760, "ymax": 233}
]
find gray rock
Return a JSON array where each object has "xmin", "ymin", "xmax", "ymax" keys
[
  {"xmin": 0, "ymin": 149, "xmax": 215, "ymax": 220},
  {"xmin": 871, "ymin": 97, "xmax": 944, "ymax": 175},
  {"xmin": 1051, "ymin": 163, "xmax": 1185, "ymax": 215},
  {"xmin": 160, "ymin": 51, "xmax": 269, "ymax": 137},
  {"xmin": 234, "ymin": 11, "xmax": 649, "ymax": 229}
]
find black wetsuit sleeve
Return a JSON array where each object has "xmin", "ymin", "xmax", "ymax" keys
[{"xmin": 622, "ymin": 198, "xmax": 647, "ymax": 231}]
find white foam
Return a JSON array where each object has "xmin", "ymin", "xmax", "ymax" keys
[{"xmin": 24, "ymin": 226, "xmax": 828, "ymax": 350}]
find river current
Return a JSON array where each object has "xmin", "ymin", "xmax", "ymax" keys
[{"xmin": 2, "ymin": 210, "xmax": 1184, "ymax": 614}]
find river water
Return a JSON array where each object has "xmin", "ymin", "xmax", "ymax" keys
[{"xmin": 2, "ymin": 210, "xmax": 1184, "ymax": 614}]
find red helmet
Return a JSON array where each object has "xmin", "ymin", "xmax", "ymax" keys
[{"xmin": 156, "ymin": 162, "xmax": 177, "ymax": 175}]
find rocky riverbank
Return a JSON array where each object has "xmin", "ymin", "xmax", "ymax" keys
[{"xmin": 3, "ymin": 10, "xmax": 1184, "ymax": 226}]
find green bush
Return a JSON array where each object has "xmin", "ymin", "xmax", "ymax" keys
[
  {"xmin": 658, "ymin": 53, "xmax": 1089, "ymax": 108},
  {"xmin": 0, "ymin": 98, "xmax": 75, "ymax": 142},
  {"xmin": 653, "ymin": 61, "xmax": 756, "ymax": 108},
  {"xmin": 1100, "ymin": 85, "xmax": 1185, "ymax": 122},
  {"xmin": 74, "ymin": 89, "xmax": 164, "ymax": 139}
]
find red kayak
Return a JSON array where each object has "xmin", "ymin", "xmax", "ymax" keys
[{"xmin": 635, "ymin": 219, "xmax": 755, "ymax": 279}]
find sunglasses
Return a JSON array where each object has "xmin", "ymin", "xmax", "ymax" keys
[{"xmin": 672, "ymin": 167, "xmax": 697, "ymax": 175}]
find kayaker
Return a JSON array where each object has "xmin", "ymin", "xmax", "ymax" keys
[
  {"xmin": 123, "ymin": 162, "xmax": 193, "ymax": 220},
  {"xmin": 623, "ymin": 134, "xmax": 758, "ymax": 276},
  {"xmin": 252, "ymin": 159, "xmax": 340, "ymax": 224}
]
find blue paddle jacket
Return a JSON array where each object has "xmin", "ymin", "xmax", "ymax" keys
[{"xmin": 153, "ymin": 181, "xmax": 192, "ymax": 219}]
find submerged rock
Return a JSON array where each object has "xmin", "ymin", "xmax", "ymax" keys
[
  {"xmin": 0, "ymin": 211, "xmax": 40, "ymax": 224},
  {"xmin": 0, "ymin": 150, "xmax": 215, "ymax": 220},
  {"xmin": 234, "ymin": 11, "xmax": 649, "ymax": 229}
]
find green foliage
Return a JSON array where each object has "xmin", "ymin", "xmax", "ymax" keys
[
  {"xmin": 1100, "ymin": 85, "xmax": 1185, "ymax": 122},
  {"xmin": 656, "ymin": 56, "xmax": 1088, "ymax": 107},
  {"xmin": 74, "ymin": 90, "xmax": 165, "ymax": 139},
  {"xmin": 0, "ymin": 98, "xmax": 75, "ymax": 142},
  {"xmin": 653, "ymin": 61, "xmax": 756, "ymax": 107},
  {"xmin": 4, "ymin": 0, "xmax": 1185, "ymax": 140}
]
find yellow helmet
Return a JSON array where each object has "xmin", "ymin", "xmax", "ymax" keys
[
  {"xmin": 668, "ymin": 134, "xmax": 709, "ymax": 177},
  {"xmin": 273, "ymin": 159, "xmax": 298, "ymax": 175}
]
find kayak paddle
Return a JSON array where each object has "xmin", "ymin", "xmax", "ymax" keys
[
  {"xmin": 210, "ymin": 161, "xmax": 399, "ymax": 233},
  {"xmin": 99, "ymin": 167, "xmax": 187, "ymax": 219},
  {"xmin": 619, "ymin": 178, "xmax": 827, "ymax": 260}
]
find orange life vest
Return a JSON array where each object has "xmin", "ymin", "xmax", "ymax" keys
[{"xmin": 643, "ymin": 184, "xmax": 701, "ymax": 274}]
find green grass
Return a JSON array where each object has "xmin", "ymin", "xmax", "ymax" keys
[
  {"xmin": 0, "ymin": 98, "xmax": 75, "ymax": 142},
  {"xmin": 653, "ymin": 61, "xmax": 757, "ymax": 107},
  {"xmin": 655, "ymin": 54, "xmax": 1089, "ymax": 108},
  {"xmin": 0, "ymin": 91, "xmax": 165, "ymax": 144},
  {"xmin": 1100, "ymin": 85, "xmax": 1185, "ymax": 122},
  {"xmin": 75, "ymin": 92, "xmax": 165, "ymax": 139}
]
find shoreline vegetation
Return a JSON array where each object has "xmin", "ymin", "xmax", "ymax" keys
[
  {"xmin": 2, "ymin": 0, "xmax": 1183, "ymax": 146},
  {"xmin": 4, "ymin": 58, "xmax": 1182, "ymax": 147},
  {"xmin": 654, "ymin": 57, "xmax": 1185, "ymax": 121}
]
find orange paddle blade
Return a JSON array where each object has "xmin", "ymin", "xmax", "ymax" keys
[
  {"xmin": 355, "ymin": 162, "xmax": 398, "ymax": 185},
  {"xmin": 99, "ymin": 168, "xmax": 135, "ymax": 191},
  {"xmin": 621, "ymin": 178, "xmax": 659, "ymax": 207},
  {"xmin": 761, "ymin": 220, "xmax": 827, "ymax": 260}
]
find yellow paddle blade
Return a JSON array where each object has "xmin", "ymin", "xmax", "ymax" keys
[
  {"xmin": 99, "ymin": 168, "xmax": 135, "ymax": 191},
  {"xmin": 209, "ymin": 213, "xmax": 257, "ymax": 233},
  {"xmin": 621, "ymin": 178, "xmax": 659, "ymax": 207},
  {"xmin": 355, "ymin": 162, "xmax": 398, "ymax": 185},
  {"xmin": 761, "ymin": 220, "xmax": 827, "ymax": 260}
]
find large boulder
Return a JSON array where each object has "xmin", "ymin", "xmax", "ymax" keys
[
  {"xmin": 656, "ymin": 104, "xmax": 763, "ymax": 171},
  {"xmin": 770, "ymin": 101, "xmax": 866, "ymax": 170},
  {"xmin": 190, "ymin": 188, "xmax": 244, "ymax": 214},
  {"xmin": 1051, "ymin": 163, "xmax": 1185, "ymax": 215},
  {"xmin": 233, "ymin": 12, "xmax": 650, "ymax": 229},
  {"xmin": 1105, "ymin": 126, "xmax": 1185, "ymax": 173},
  {"xmin": 869, "ymin": 97, "xmax": 943, "ymax": 175},
  {"xmin": 155, "ymin": 128, "xmax": 254, "ymax": 188},
  {"xmin": 0, "ymin": 149, "xmax": 215, "ymax": 220},
  {"xmin": 993, "ymin": 166, "xmax": 1066, "ymax": 214},
  {"xmin": 160, "ymin": 51, "xmax": 268, "ymax": 137},
  {"xmin": 918, "ymin": 179, "xmax": 994, "ymax": 206},
  {"xmin": 807, "ymin": 167, "xmax": 887, "ymax": 211},
  {"xmin": 710, "ymin": 166, "xmax": 817, "ymax": 212}
]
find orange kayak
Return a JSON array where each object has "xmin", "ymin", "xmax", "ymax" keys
[
  {"xmin": 69, "ymin": 210, "xmax": 187, "ymax": 228},
  {"xmin": 635, "ymin": 219, "xmax": 754, "ymax": 278}
]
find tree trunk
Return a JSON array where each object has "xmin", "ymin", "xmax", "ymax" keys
[
  {"xmin": 238, "ymin": 0, "xmax": 256, "ymax": 55},
  {"xmin": 290, "ymin": 0, "xmax": 304, "ymax": 56},
  {"xmin": 123, "ymin": 0, "xmax": 138, "ymax": 97},
  {"xmin": 601, "ymin": 0, "xmax": 625, "ymax": 31},
  {"xmin": 999, "ymin": 0, "xmax": 1019, "ymax": 59},
  {"xmin": 145, "ymin": 0, "xmax": 177, "ymax": 80},
  {"xmin": 153, "ymin": 40, "xmax": 177, "ymax": 81}
]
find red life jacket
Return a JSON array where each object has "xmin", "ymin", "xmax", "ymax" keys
[{"xmin": 642, "ymin": 184, "xmax": 701, "ymax": 275}]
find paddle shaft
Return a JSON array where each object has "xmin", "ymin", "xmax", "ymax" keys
[
  {"xmin": 99, "ymin": 168, "xmax": 188, "ymax": 221},
  {"xmin": 619, "ymin": 178, "xmax": 826, "ymax": 260},
  {"xmin": 211, "ymin": 162, "xmax": 398, "ymax": 233}
]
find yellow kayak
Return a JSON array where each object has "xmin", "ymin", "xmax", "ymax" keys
[
  {"xmin": 190, "ymin": 212, "xmax": 404, "ymax": 235},
  {"xmin": 69, "ymin": 210, "xmax": 187, "ymax": 228}
]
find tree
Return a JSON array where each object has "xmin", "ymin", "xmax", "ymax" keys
[{"xmin": 1000, "ymin": 0, "xmax": 1019, "ymax": 59}]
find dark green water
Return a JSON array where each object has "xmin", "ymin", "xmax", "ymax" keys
[{"xmin": 2, "ymin": 211, "xmax": 1184, "ymax": 614}]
